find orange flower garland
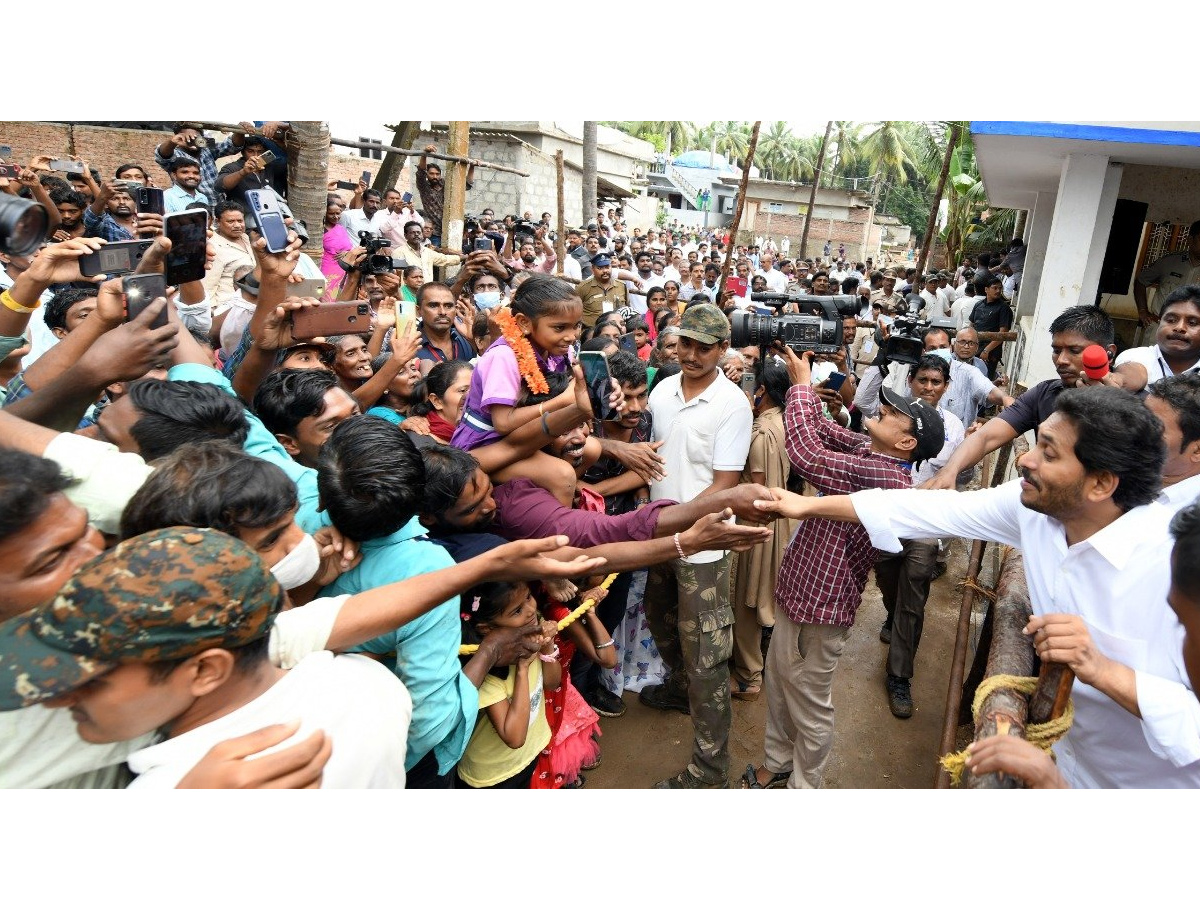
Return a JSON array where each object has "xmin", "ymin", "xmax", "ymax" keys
[{"xmin": 495, "ymin": 307, "xmax": 550, "ymax": 395}]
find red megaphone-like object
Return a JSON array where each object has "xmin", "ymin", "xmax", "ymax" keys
[{"xmin": 1082, "ymin": 344, "xmax": 1109, "ymax": 380}]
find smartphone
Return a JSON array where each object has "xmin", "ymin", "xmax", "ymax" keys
[
  {"xmin": 401, "ymin": 191, "xmax": 412, "ymax": 204},
  {"xmin": 285, "ymin": 276, "xmax": 328, "ymax": 299},
  {"xmin": 79, "ymin": 239, "xmax": 154, "ymax": 277},
  {"xmin": 0, "ymin": 146, "xmax": 11, "ymax": 159},
  {"xmin": 335, "ymin": 180, "xmax": 357, "ymax": 191},
  {"xmin": 579, "ymin": 350, "xmax": 619, "ymax": 421},
  {"xmin": 137, "ymin": 187, "xmax": 165, "ymax": 217},
  {"xmin": 823, "ymin": 371, "xmax": 847, "ymax": 391},
  {"xmin": 473, "ymin": 236, "xmax": 492, "ymax": 252},
  {"xmin": 245, "ymin": 189, "xmax": 291, "ymax": 253},
  {"xmin": 0, "ymin": 163, "xmax": 20, "ymax": 179},
  {"xmin": 49, "ymin": 159, "xmax": 85, "ymax": 174},
  {"xmin": 740, "ymin": 371, "xmax": 756, "ymax": 395},
  {"xmin": 727, "ymin": 276, "xmax": 748, "ymax": 297},
  {"xmin": 291, "ymin": 301, "xmax": 372, "ymax": 341},
  {"xmin": 114, "ymin": 179, "xmax": 143, "ymax": 193},
  {"xmin": 163, "ymin": 209, "xmax": 209, "ymax": 286},
  {"xmin": 618, "ymin": 334, "xmax": 636, "ymax": 355},
  {"xmin": 123, "ymin": 274, "xmax": 169, "ymax": 329},
  {"xmin": 258, "ymin": 150, "xmax": 277, "ymax": 166},
  {"xmin": 360, "ymin": 170, "xmax": 372, "ymax": 188}
]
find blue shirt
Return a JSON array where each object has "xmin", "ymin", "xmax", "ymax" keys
[
  {"xmin": 82, "ymin": 207, "xmax": 133, "ymax": 242},
  {"xmin": 167, "ymin": 363, "xmax": 329, "ymax": 534},
  {"xmin": 154, "ymin": 137, "xmax": 238, "ymax": 202},
  {"xmin": 366, "ymin": 406, "xmax": 405, "ymax": 425},
  {"xmin": 415, "ymin": 326, "xmax": 476, "ymax": 367},
  {"xmin": 164, "ymin": 183, "xmax": 210, "ymax": 214},
  {"xmin": 331, "ymin": 519, "xmax": 476, "ymax": 774}
]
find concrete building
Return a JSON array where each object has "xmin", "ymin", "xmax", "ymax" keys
[
  {"xmin": 714, "ymin": 176, "xmax": 881, "ymax": 260},
  {"xmin": 973, "ymin": 121, "xmax": 1200, "ymax": 386},
  {"xmin": 414, "ymin": 122, "xmax": 656, "ymax": 231}
]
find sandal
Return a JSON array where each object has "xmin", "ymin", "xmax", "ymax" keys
[
  {"xmin": 739, "ymin": 764, "xmax": 789, "ymax": 789},
  {"xmin": 731, "ymin": 678, "xmax": 762, "ymax": 701}
]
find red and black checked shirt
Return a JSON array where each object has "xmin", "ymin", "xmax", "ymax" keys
[{"xmin": 775, "ymin": 384, "xmax": 913, "ymax": 628}]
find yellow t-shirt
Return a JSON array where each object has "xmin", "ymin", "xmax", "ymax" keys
[{"xmin": 456, "ymin": 660, "xmax": 552, "ymax": 788}]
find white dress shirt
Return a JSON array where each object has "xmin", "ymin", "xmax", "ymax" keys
[
  {"xmin": 757, "ymin": 267, "xmax": 788, "ymax": 293},
  {"xmin": 1114, "ymin": 344, "xmax": 1200, "ymax": 387},
  {"xmin": 852, "ymin": 480, "xmax": 1200, "ymax": 789}
]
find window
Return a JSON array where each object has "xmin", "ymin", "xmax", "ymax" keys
[
  {"xmin": 767, "ymin": 202, "xmax": 785, "ymax": 213},
  {"xmin": 359, "ymin": 137, "xmax": 382, "ymax": 161}
]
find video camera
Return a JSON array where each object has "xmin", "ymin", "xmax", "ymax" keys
[
  {"xmin": 356, "ymin": 230, "xmax": 398, "ymax": 275},
  {"xmin": 511, "ymin": 217, "xmax": 538, "ymax": 243},
  {"xmin": 0, "ymin": 193, "xmax": 50, "ymax": 256},
  {"xmin": 876, "ymin": 315, "xmax": 957, "ymax": 370},
  {"xmin": 730, "ymin": 292, "xmax": 850, "ymax": 355}
]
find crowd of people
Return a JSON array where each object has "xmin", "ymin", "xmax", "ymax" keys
[{"xmin": 1, "ymin": 122, "xmax": 1199, "ymax": 790}]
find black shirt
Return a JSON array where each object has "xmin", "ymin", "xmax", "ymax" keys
[
  {"xmin": 217, "ymin": 160, "xmax": 270, "ymax": 207},
  {"xmin": 997, "ymin": 378, "xmax": 1066, "ymax": 437},
  {"xmin": 969, "ymin": 298, "xmax": 1014, "ymax": 336}
]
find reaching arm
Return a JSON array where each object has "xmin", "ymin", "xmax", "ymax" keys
[
  {"xmin": 486, "ymin": 661, "xmax": 534, "ymax": 749},
  {"xmin": 919, "ymin": 415, "xmax": 1019, "ymax": 490}
]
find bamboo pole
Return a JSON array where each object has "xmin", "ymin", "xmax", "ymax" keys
[
  {"xmin": 718, "ymin": 121, "xmax": 761, "ymax": 299},
  {"xmin": 555, "ymin": 150, "xmax": 566, "ymax": 276},
  {"xmin": 935, "ymin": 538, "xmax": 986, "ymax": 788},
  {"xmin": 966, "ymin": 550, "xmax": 1034, "ymax": 789},
  {"xmin": 188, "ymin": 121, "xmax": 529, "ymax": 177}
]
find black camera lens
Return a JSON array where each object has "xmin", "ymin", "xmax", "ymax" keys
[{"xmin": 0, "ymin": 194, "xmax": 49, "ymax": 256}]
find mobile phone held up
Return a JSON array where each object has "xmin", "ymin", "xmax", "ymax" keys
[
  {"xmin": 163, "ymin": 209, "xmax": 209, "ymax": 286},
  {"xmin": 473, "ymin": 236, "xmax": 492, "ymax": 253},
  {"xmin": 258, "ymin": 150, "xmax": 277, "ymax": 167},
  {"xmin": 136, "ymin": 187, "xmax": 165, "ymax": 217},
  {"xmin": 245, "ymin": 189, "xmax": 290, "ymax": 253},
  {"xmin": 823, "ymin": 371, "xmax": 847, "ymax": 392},
  {"xmin": 123, "ymin": 274, "xmax": 170, "ymax": 329},
  {"xmin": 361, "ymin": 170, "xmax": 372, "ymax": 189},
  {"xmin": 579, "ymin": 350, "xmax": 620, "ymax": 421},
  {"xmin": 49, "ymin": 159, "xmax": 86, "ymax": 175},
  {"xmin": 291, "ymin": 301, "xmax": 372, "ymax": 342},
  {"xmin": 78, "ymin": 239, "xmax": 154, "ymax": 277}
]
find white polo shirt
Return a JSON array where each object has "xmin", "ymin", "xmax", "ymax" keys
[
  {"xmin": 1114, "ymin": 344, "xmax": 1200, "ymax": 386},
  {"xmin": 648, "ymin": 371, "xmax": 753, "ymax": 564}
]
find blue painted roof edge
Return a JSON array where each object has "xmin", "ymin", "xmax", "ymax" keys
[{"xmin": 970, "ymin": 121, "xmax": 1200, "ymax": 148}]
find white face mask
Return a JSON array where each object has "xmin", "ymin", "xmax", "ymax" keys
[
  {"xmin": 474, "ymin": 291, "xmax": 502, "ymax": 310},
  {"xmin": 927, "ymin": 348, "xmax": 953, "ymax": 364},
  {"xmin": 270, "ymin": 533, "xmax": 321, "ymax": 590}
]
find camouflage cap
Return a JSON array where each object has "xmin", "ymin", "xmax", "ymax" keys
[
  {"xmin": 0, "ymin": 527, "xmax": 282, "ymax": 711},
  {"xmin": 676, "ymin": 302, "xmax": 730, "ymax": 345}
]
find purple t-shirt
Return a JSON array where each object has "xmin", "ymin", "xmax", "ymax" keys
[
  {"xmin": 450, "ymin": 337, "xmax": 570, "ymax": 451},
  {"xmin": 491, "ymin": 477, "xmax": 674, "ymax": 548}
]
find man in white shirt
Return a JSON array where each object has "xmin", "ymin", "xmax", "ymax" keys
[
  {"xmin": 340, "ymin": 189, "xmax": 387, "ymax": 238},
  {"xmin": 937, "ymin": 271, "xmax": 957, "ymax": 316},
  {"xmin": 759, "ymin": 387, "xmax": 1200, "ymax": 789},
  {"xmin": 640, "ymin": 303, "xmax": 754, "ymax": 789},
  {"xmin": 756, "ymin": 254, "xmax": 788, "ymax": 293},
  {"xmin": 914, "ymin": 273, "xmax": 941, "ymax": 321},
  {"xmin": 1146, "ymin": 373, "xmax": 1200, "ymax": 513},
  {"xmin": 1113, "ymin": 287, "xmax": 1200, "ymax": 387}
]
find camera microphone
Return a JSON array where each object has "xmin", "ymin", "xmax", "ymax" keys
[{"xmin": 1081, "ymin": 344, "xmax": 1110, "ymax": 380}]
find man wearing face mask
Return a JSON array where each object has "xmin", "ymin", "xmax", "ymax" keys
[{"xmin": 468, "ymin": 270, "xmax": 505, "ymax": 314}]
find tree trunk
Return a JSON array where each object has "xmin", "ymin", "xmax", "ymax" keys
[
  {"xmin": 718, "ymin": 121, "xmax": 761, "ymax": 298},
  {"xmin": 374, "ymin": 121, "xmax": 419, "ymax": 193},
  {"xmin": 442, "ymin": 122, "xmax": 470, "ymax": 265},
  {"xmin": 800, "ymin": 120, "xmax": 833, "ymax": 260},
  {"xmin": 917, "ymin": 123, "xmax": 961, "ymax": 275},
  {"xmin": 286, "ymin": 121, "xmax": 331, "ymax": 264},
  {"xmin": 555, "ymin": 150, "xmax": 566, "ymax": 276},
  {"xmin": 582, "ymin": 121, "xmax": 598, "ymax": 225}
]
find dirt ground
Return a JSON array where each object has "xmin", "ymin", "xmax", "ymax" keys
[{"xmin": 586, "ymin": 540, "xmax": 971, "ymax": 789}]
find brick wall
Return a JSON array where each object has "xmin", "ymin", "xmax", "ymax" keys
[
  {"xmin": 0, "ymin": 120, "xmax": 400, "ymax": 199},
  {"xmin": 738, "ymin": 211, "xmax": 869, "ymax": 254}
]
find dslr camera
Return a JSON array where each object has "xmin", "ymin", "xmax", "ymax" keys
[{"xmin": 730, "ymin": 292, "xmax": 849, "ymax": 355}]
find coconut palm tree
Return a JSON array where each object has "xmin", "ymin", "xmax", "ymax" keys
[
  {"xmin": 285, "ymin": 121, "xmax": 331, "ymax": 265},
  {"xmin": 713, "ymin": 121, "xmax": 750, "ymax": 167},
  {"xmin": 582, "ymin": 121, "xmax": 597, "ymax": 224},
  {"xmin": 756, "ymin": 121, "xmax": 805, "ymax": 181},
  {"xmin": 825, "ymin": 120, "xmax": 861, "ymax": 187},
  {"xmin": 860, "ymin": 120, "xmax": 916, "ymax": 186}
]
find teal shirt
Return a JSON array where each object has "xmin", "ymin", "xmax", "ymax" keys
[
  {"xmin": 330, "ymin": 517, "xmax": 477, "ymax": 774},
  {"xmin": 366, "ymin": 406, "xmax": 405, "ymax": 426},
  {"xmin": 167, "ymin": 363, "xmax": 330, "ymax": 534}
]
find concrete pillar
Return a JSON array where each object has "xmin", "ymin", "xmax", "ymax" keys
[
  {"xmin": 1022, "ymin": 155, "xmax": 1123, "ymax": 385},
  {"xmin": 1016, "ymin": 190, "xmax": 1055, "ymax": 321}
]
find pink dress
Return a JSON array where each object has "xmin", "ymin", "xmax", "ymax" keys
[{"xmin": 321, "ymin": 224, "xmax": 354, "ymax": 300}]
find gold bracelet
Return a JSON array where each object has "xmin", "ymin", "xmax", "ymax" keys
[{"xmin": 0, "ymin": 289, "xmax": 39, "ymax": 313}]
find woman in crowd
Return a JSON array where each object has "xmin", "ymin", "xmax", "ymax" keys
[{"xmin": 321, "ymin": 198, "xmax": 354, "ymax": 299}]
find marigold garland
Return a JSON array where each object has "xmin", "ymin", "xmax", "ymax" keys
[{"xmin": 495, "ymin": 307, "xmax": 550, "ymax": 395}]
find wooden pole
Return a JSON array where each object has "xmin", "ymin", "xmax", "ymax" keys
[
  {"xmin": 917, "ymin": 123, "xmax": 961, "ymax": 275},
  {"xmin": 935, "ymin": 538, "xmax": 986, "ymax": 788},
  {"xmin": 442, "ymin": 122, "xmax": 470, "ymax": 260},
  {"xmin": 799, "ymin": 120, "xmax": 833, "ymax": 260},
  {"xmin": 555, "ymin": 151, "xmax": 566, "ymax": 276},
  {"xmin": 188, "ymin": 121, "xmax": 529, "ymax": 177},
  {"xmin": 373, "ymin": 121, "xmax": 419, "ymax": 193},
  {"xmin": 718, "ymin": 120, "xmax": 761, "ymax": 299},
  {"xmin": 966, "ymin": 550, "xmax": 1035, "ymax": 789},
  {"xmin": 1028, "ymin": 663, "xmax": 1075, "ymax": 726}
]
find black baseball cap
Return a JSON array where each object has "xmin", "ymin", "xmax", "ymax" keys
[{"xmin": 879, "ymin": 386, "xmax": 945, "ymax": 464}]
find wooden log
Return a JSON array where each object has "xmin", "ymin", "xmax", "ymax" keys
[
  {"xmin": 936, "ymin": 537, "xmax": 987, "ymax": 788},
  {"xmin": 1028, "ymin": 662, "xmax": 1075, "ymax": 725},
  {"xmin": 966, "ymin": 549, "xmax": 1035, "ymax": 789}
]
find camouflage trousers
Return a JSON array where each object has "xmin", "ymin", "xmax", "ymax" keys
[{"xmin": 643, "ymin": 554, "xmax": 734, "ymax": 783}]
